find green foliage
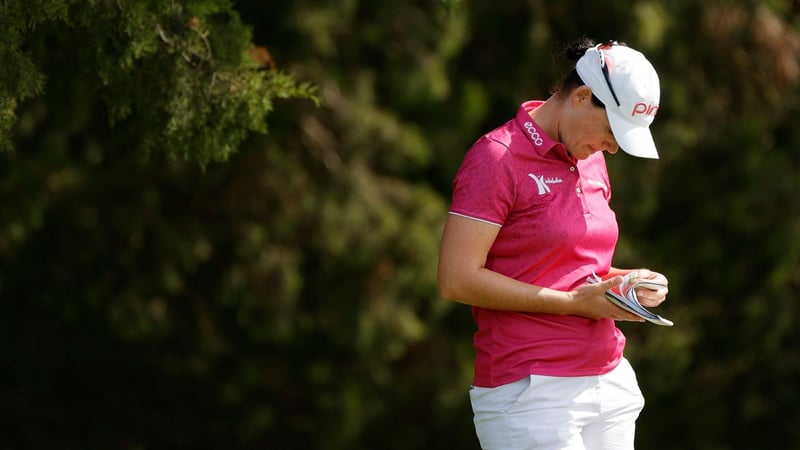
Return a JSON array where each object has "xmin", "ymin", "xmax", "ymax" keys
[
  {"xmin": 1, "ymin": 0, "xmax": 317, "ymax": 165},
  {"xmin": 4, "ymin": 0, "xmax": 800, "ymax": 449}
]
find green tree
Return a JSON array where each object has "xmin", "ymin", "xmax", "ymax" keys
[
  {"xmin": 0, "ymin": 0, "xmax": 316, "ymax": 164},
  {"xmin": 4, "ymin": 0, "xmax": 800, "ymax": 449}
]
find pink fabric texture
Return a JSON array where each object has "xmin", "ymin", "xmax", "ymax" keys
[{"xmin": 450, "ymin": 101, "xmax": 626, "ymax": 387}]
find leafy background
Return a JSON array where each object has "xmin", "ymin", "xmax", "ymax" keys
[{"xmin": 2, "ymin": 0, "xmax": 800, "ymax": 449}]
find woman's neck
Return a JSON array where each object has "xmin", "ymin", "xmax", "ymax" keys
[{"xmin": 528, "ymin": 95, "xmax": 561, "ymax": 142}]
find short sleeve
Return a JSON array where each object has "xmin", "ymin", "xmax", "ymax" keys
[{"xmin": 449, "ymin": 137, "xmax": 517, "ymax": 226}]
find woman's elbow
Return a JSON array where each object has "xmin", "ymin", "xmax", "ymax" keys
[
  {"xmin": 437, "ymin": 270, "xmax": 464, "ymax": 303},
  {"xmin": 438, "ymin": 282, "xmax": 456, "ymax": 302}
]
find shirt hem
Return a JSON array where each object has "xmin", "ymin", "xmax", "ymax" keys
[{"xmin": 474, "ymin": 359, "xmax": 624, "ymax": 388}]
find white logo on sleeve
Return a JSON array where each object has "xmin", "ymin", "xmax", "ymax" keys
[{"xmin": 528, "ymin": 173, "xmax": 563, "ymax": 195}]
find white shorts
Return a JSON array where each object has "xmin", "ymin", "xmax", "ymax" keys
[{"xmin": 469, "ymin": 358, "xmax": 645, "ymax": 450}]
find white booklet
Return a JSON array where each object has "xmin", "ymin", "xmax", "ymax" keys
[{"xmin": 587, "ymin": 272, "xmax": 674, "ymax": 326}]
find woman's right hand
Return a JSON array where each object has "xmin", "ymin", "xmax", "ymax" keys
[{"xmin": 570, "ymin": 276, "xmax": 645, "ymax": 322}]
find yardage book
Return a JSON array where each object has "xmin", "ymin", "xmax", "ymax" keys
[{"xmin": 587, "ymin": 272, "xmax": 674, "ymax": 327}]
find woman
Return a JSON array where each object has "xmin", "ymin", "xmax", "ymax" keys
[{"xmin": 437, "ymin": 38, "xmax": 670, "ymax": 450}]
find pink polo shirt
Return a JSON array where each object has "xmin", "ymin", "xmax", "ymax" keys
[{"xmin": 450, "ymin": 100, "xmax": 625, "ymax": 387}]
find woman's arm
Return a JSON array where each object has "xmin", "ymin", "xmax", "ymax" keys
[{"xmin": 437, "ymin": 214, "xmax": 643, "ymax": 321}]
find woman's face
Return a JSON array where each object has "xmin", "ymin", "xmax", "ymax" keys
[{"xmin": 560, "ymin": 87, "xmax": 619, "ymax": 160}]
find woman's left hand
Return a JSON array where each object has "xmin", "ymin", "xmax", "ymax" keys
[{"xmin": 630, "ymin": 269, "xmax": 668, "ymax": 307}]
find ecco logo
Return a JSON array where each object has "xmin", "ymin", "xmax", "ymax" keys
[
  {"xmin": 631, "ymin": 102, "xmax": 659, "ymax": 117},
  {"xmin": 523, "ymin": 122, "xmax": 544, "ymax": 146}
]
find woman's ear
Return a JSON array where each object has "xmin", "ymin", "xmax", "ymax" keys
[{"xmin": 573, "ymin": 85, "xmax": 594, "ymax": 105}]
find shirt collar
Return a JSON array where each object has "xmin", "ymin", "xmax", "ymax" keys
[
  {"xmin": 515, "ymin": 100, "xmax": 574, "ymax": 161},
  {"xmin": 515, "ymin": 101, "xmax": 558, "ymax": 155}
]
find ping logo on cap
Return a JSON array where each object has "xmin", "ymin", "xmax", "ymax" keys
[
  {"xmin": 575, "ymin": 42, "xmax": 661, "ymax": 158},
  {"xmin": 632, "ymin": 102, "xmax": 659, "ymax": 117}
]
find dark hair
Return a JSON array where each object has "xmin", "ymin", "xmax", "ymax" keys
[{"xmin": 551, "ymin": 37, "xmax": 626, "ymax": 108}]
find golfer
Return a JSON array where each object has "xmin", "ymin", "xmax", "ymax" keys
[{"xmin": 437, "ymin": 38, "xmax": 670, "ymax": 450}]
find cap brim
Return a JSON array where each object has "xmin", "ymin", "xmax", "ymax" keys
[{"xmin": 606, "ymin": 110, "xmax": 659, "ymax": 159}]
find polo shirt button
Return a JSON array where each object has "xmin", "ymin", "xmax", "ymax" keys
[
  {"xmin": 570, "ymin": 166, "xmax": 576, "ymax": 172},
  {"xmin": 576, "ymin": 187, "xmax": 582, "ymax": 194}
]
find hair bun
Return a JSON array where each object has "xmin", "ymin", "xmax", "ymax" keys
[{"xmin": 563, "ymin": 37, "xmax": 596, "ymax": 62}]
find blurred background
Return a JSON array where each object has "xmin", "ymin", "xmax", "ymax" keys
[{"xmin": 2, "ymin": 0, "xmax": 800, "ymax": 449}]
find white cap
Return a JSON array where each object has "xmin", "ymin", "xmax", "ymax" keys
[{"xmin": 576, "ymin": 42, "xmax": 661, "ymax": 159}]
